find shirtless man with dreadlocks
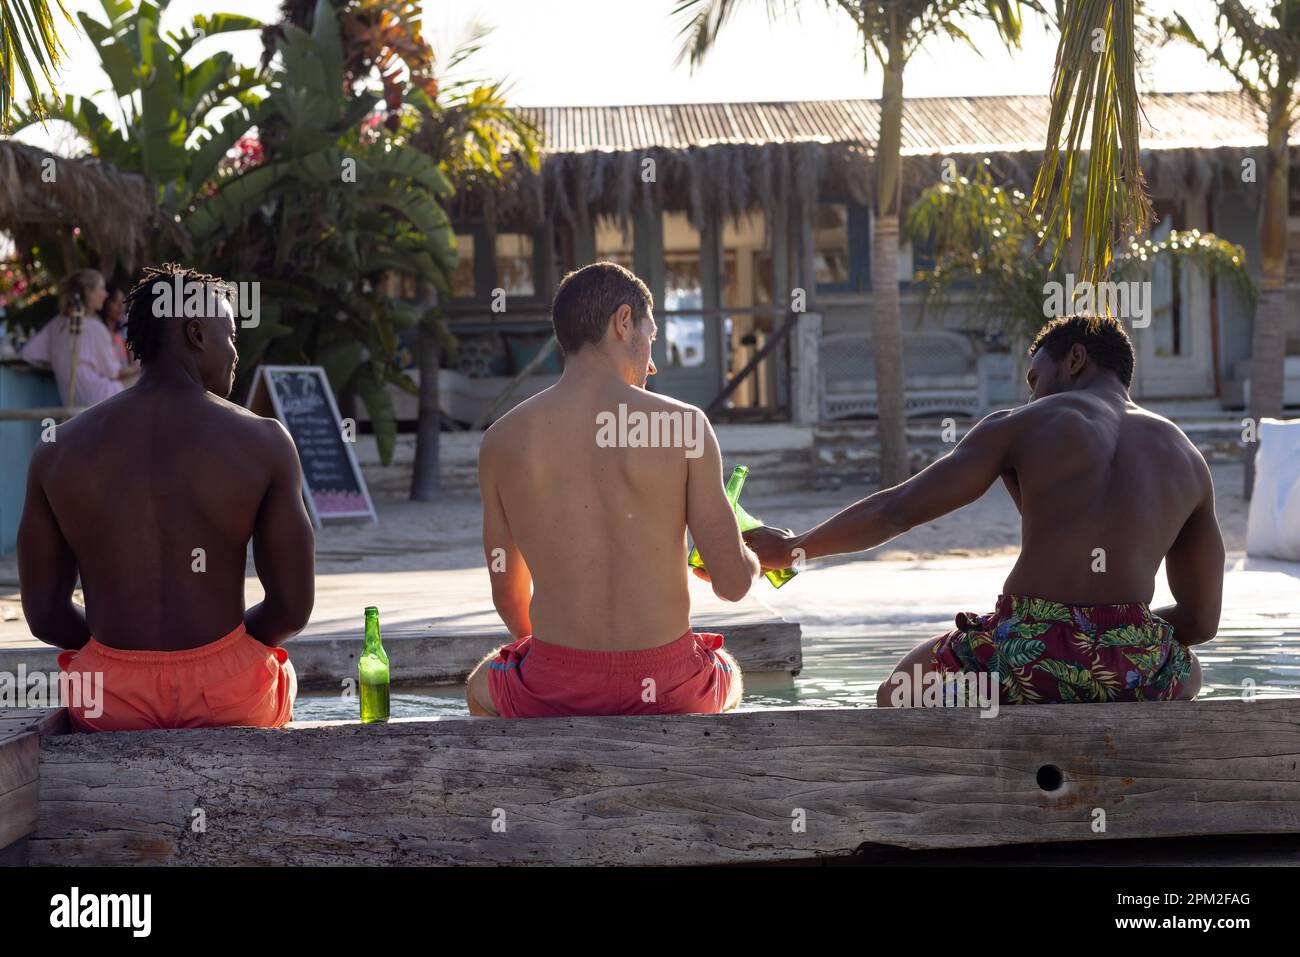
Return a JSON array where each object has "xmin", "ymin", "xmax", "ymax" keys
[{"xmin": 17, "ymin": 263, "xmax": 315, "ymax": 731}]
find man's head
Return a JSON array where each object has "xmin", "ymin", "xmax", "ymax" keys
[
  {"xmin": 551, "ymin": 262, "xmax": 657, "ymax": 387},
  {"xmin": 124, "ymin": 263, "xmax": 239, "ymax": 397},
  {"xmin": 1026, "ymin": 315, "xmax": 1135, "ymax": 400}
]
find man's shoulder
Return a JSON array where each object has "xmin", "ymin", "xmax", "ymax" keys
[
  {"xmin": 624, "ymin": 387, "xmax": 699, "ymax": 416},
  {"xmin": 211, "ymin": 396, "xmax": 297, "ymax": 456}
]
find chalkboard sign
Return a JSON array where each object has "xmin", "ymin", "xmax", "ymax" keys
[{"xmin": 248, "ymin": 365, "xmax": 377, "ymax": 528}]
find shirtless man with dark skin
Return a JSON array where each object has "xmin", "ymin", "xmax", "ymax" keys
[
  {"xmin": 18, "ymin": 263, "xmax": 314, "ymax": 730},
  {"xmin": 746, "ymin": 316, "xmax": 1222, "ymax": 706}
]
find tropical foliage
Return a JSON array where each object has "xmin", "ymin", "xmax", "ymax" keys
[
  {"xmin": 10, "ymin": 0, "xmax": 538, "ymax": 473},
  {"xmin": 906, "ymin": 161, "xmax": 1254, "ymax": 341},
  {"xmin": 0, "ymin": 0, "xmax": 73, "ymax": 130},
  {"xmin": 191, "ymin": 0, "xmax": 458, "ymax": 465},
  {"xmin": 1031, "ymin": 0, "xmax": 1154, "ymax": 288},
  {"xmin": 12, "ymin": 0, "xmax": 265, "ymax": 223},
  {"xmin": 192, "ymin": 0, "xmax": 538, "ymax": 468}
]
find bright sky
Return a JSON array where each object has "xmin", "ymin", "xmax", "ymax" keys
[{"xmin": 22, "ymin": 0, "xmax": 1236, "ymax": 151}]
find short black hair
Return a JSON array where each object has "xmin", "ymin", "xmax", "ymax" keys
[
  {"xmin": 1028, "ymin": 315, "xmax": 1135, "ymax": 388},
  {"xmin": 123, "ymin": 262, "xmax": 229, "ymax": 364},
  {"xmin": 551, "ymin": 261, "xmax": 653, "ymax": 356}
]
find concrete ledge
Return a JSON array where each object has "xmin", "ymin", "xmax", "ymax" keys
[{"xmin": 27, "ymin": 698, "xmax": 1300, "ymax": 866}]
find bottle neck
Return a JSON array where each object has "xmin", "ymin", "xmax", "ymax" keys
[
  {"xmin": 723, "ymin": 466, "xmax": 749, "ymax": 509},
  {"xmin": 364, "ymin": 614, "xmax": 381, "ymax": 652}
]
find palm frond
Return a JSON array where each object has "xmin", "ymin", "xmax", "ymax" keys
[
  {"xmin": 1032, "ymin": 0, "xmax": 1153, "ymax": 289},
  {"xmin": 672, "ymin": 0, "xmax": 789, "ymax": 69},
  {"xmin": 0, "ymin": 0, "xmax": 75, "ymax": 132}
]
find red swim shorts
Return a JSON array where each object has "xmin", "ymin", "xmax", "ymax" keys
[{"xmin": 486, "ymin": 631, "xmax": 737, "ymax": 718}]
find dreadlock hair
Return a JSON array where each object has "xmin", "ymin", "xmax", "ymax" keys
[
  {"xmin": 1028, "ymin": 314, "xmax": 1136, "ymax": 388},
  {"xmin": 123, "ymin": 263, "xmax": 230, "ymax": 365}
]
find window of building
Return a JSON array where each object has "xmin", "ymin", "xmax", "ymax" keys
[
  {"xmin": 814, "ymin": 203, "xmax": 851, "ymax": 285},
  {"xmin": 495, "ymin": 233, "xmax": 535, "ymax": 297}
]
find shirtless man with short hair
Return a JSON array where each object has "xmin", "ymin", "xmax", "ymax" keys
[
  {"xmin": 746, "ymin": 315, "xmax": 1222, "ymax": 706},
  {"xmin": 18, "ymin": 263, "xmax": 314, "ymax": 730},
  {"xmin": 466, "ymin": 261, "xmax": 760, "ymax": 718}
]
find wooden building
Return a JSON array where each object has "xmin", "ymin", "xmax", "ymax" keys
[{"xmin": 414, "ymin": 90, "xmax": 1288, "ymax": 426}]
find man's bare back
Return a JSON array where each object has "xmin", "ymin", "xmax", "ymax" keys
[
  {"xmin": 24, "ymin": 386, "xmax": 309, "ymax": 650},
  {"xmin": 1000, "ymin": 390, "xmax": 1215, "ymax": 606},
  {"xmin": 19, "ymin": 273, "xmax": 315, "ymax": 653},
  {"xmin": 466, "ymin": 262, "xmax": 758, "ymax": 717},
  {"xmin": 480, "ymin": 381, "xmax": 702, "ymax": 651}
]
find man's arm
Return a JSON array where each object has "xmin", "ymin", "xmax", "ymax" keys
[
  {"xmin": 1153, "ymin": 458, "xmax": 1224, "ymax": 647},
  {"xmin": 245, "ymin": 422, "xmax": 315, "ymax": 647},
  {"xmin": 747, "ymin": 409, "xmax": 1019, "ymax": 568},
  {"xmin": 17, "ymin": 445, "xmax": 90, "ymax": 650},
  {"xmin": 479, "ymin": 438, "xmax": 533, "ymax": 638},
  {"xmin": 686, "ymin": 413, "xmax": 760, "ymax": 602}
]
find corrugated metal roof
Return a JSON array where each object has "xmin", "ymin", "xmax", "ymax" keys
[{"xmin": 516, "ymin": 91, "xmax": 1273, "ymax": 157}]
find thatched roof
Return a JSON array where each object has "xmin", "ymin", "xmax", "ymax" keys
[
  {"xmin": 0, "ymin": 140, "xmax": 163, "ymax": 270},
  {"xmin": 450, "ymin": 91, "xmax": 1270, "ymax": 229}
]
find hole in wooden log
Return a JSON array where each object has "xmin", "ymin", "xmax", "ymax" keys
[{"xmin": 1036, "ymin": 764, "xmax": 1064, "ymax": 791}]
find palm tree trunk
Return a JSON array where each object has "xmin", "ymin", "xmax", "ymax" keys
[
  {"xmin": 410, "ymin": 317, "xmax": 442, "ymax": 502},
  {"xmin": 1244, "ymin": 108, "xmax": 1290, "ymax": 499},
  {"xmin": 871, "ymin": 38, "xmax": 909, "ymax": 488}
]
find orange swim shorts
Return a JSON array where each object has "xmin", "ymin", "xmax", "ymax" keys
[{"xmin": 56, "ymin": 623, "xmax": 297, "ymax": 732}]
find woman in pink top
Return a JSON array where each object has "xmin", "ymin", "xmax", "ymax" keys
[{"xmin": 20, "ymin": 269, "xmax": 135, "ymax": 406}]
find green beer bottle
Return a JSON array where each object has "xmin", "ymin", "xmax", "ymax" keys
[
  {"xmin": 359, "ymin": 606, "xmax": 390, "ymax": 723},
  {"xmin": 689, "ymin": 465, "xmax": 798, "ymax": 588}
]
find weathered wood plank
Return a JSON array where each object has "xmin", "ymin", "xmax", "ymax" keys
[
  {"xmin": 0, "ymin": 781, "xmax": 39, "ymax": 852},
  {"xmin": 0, "ymin": 730, "xmax": 38, "ymax": 794},
  {"xmin": 0, "ymin": 708, "xmax": 68, "ymax": 738},
  {"xmin": 27, "ymin": 699, "xmax": 1300, "ymax": 866},
  {"xmin": 0, "ymin": 732, "xmax": 40, "ymax": 852}
]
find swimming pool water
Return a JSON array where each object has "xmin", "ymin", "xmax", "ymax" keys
[{"xmin": 291, "ymin": 623, "xmax": 1300, "ymax": 722}]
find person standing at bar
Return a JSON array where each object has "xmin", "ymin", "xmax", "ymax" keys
[{"xmin": 20, "ymin": 269, "xmax": 136, "ymax": 406}]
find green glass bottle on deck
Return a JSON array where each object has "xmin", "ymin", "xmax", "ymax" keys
[
  {"xmin": 689, "ymin": 465, "xmax": 798, "ymax": 588},
  {"xmin": 359, "ymin": 606, "xmax": 390, "ymax": 723}
]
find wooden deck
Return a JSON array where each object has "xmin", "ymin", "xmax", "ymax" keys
[
  {"xmin": 17, "ymin": 698, "xmax": 1300, "ymax": 866},
  {"xmin": 0, "ymin": 567, "xmax": 802, "ymax": 689}
]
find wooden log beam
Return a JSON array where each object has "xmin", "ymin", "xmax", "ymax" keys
[
  {"xmin": 0, "ymin": 708, "xmax": 66, "ymax": 858},
  {"xmin": 0, "ymin": 406, "xmax": 85, "ymax": 422},
  {"xmin": 27, "ymin": 699, "xmax": 1300, "ymax": 866}
]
